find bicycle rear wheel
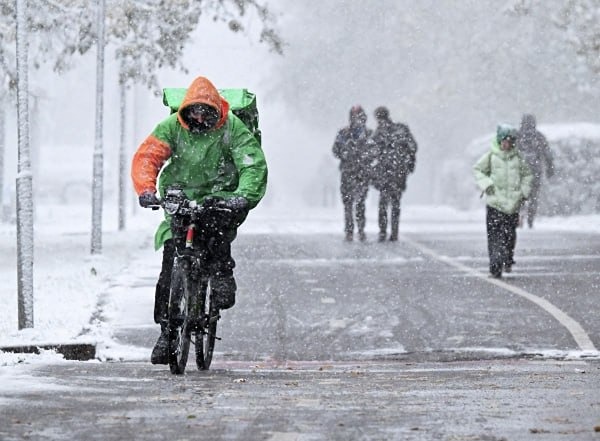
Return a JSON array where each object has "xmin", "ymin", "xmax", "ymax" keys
[
  {"xmin": 195, "ymin": 280, "xmax": 219, "ymax": 370},
  {"xmin": 168, "ymin": 258, "xmax": 194, "ymax": 375}
]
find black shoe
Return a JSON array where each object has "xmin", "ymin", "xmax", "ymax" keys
[
  {"xmin": 358, "ymin": 231, "xmax": 366, "ymax": 242},
  {"xmin": 489, "ymin": 264, "xmax": 502, "ymax": 279},
  {"xmin": 151, "ymin": 329, "xmax": 169, "ymax": 365},
  {"xmin": 389, "ymin": 235, "xmax": 398, "ymax": 242},
  {"xmin": 503, "ymin": 259, "xmax": 515, "ymax": 273},
  {"xmin": 378, "ymin": 232, "xmax": 386, "ymax": 242},
  {"xmin": 345, "ymin": 232, "xmax": 353, "ymax": 242}
]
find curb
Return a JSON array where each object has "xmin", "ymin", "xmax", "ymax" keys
[{"xmin": 0, "ymin": 343, "xmax": 96, "ymax": 361}]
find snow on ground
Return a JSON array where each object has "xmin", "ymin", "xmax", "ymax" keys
[{"xmin": 1, "ymin": 201, "xmax": 599, "ymax": 369}]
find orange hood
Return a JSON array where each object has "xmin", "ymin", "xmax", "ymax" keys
[{"xmin": 177, "ymin": 76, "xmax": 230, "ymax": 130}]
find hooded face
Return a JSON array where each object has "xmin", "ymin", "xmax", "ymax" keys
[
  {"xmin": 349, "ymin": 106, "xmax": 367, "ymax": 127},
  {"xmin": 374, "ymin": 106, "xmax": 389, "ymax": 123},
  {"xmin": 182, "ymin": 103, "xmax": 220, "ymax": 132},
  {"xmin": 496, "ymin": 123, "xmax": 518, "ymax": 145},
  {"xmin": 178, "ymin": 76, "xmax": 230, "ymax": 133}
]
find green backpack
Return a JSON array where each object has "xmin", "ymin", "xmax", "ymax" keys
[{"xmin": 162, "ymin": 87, "xmax": 261, "ymax": 144}]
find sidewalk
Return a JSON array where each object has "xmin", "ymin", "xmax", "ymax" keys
[{"xmin": 0, "ymin": 203, "xmax": 161, "ymax": 362}]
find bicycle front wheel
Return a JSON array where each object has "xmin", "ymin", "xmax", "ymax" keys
[
  {"xmin": 195, "ymin": 280, "xmax": 218, "ymax": 370},
  {"xmin": 168, "ymin": 258, "xmax": 193, "ymax": 375}
]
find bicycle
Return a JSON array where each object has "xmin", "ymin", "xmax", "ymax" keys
[{"xmin": 148, "ymin": 186, "xmax": 232, "ymax": 374}]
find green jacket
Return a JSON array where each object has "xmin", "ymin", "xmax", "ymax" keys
[
  {"xmin": 473, "ymin": 139, "xmax": 533, "ymax": 214},
  {"xmin": 152, "ymin": 113, "xmax": 267, "ymax": 248},
  {"xmin": 131, "ymin": 76, "xmax": 268, "ymax": 250}
]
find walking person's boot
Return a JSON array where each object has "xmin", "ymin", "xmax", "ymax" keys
[{"xmin": 489, "ymin": 264, "xmax": 502, "ymax": 279}]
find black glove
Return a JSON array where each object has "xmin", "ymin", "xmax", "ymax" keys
[
  {"xmin": 215, "ymin": 196, "xmax": 249, "ymax": 226},
  {"xmin": 139, "ymin": 191, "xmax": 160, "ymax": 208},
  {"xmin": 216, "ymin": 196, "xmax": 249, "ymax": 212}
]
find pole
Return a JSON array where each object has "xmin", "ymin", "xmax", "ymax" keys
[{"xmin": 15, "ymin": 0, "xmax": 34, "ymax": 329}]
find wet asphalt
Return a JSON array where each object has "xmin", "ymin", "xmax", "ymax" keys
[{"xmin": 1, "ymin": 228, "xmax": 600, "ymax": 440}]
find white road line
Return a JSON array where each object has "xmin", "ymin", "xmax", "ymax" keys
[{"xmin": 402, "ymin": 236, "xmax": 598, "ymax": 353}]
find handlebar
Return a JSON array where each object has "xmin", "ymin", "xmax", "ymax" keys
[{"xmin": 144, "ymin": 187, "xmax": 232, "ymax": 218}]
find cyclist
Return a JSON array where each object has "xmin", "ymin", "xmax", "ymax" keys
[{"xmin": 131, "ymin": 76, "xmax": 268, "ymax": 364}]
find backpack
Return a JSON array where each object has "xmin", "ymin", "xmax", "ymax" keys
[{"xmin": 162, "ymin": 88, "xmax": 261, "ymax": 144}]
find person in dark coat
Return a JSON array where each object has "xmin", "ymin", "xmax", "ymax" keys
[
  {"xmin": 332, "ymin": 105, "xmax": 376, "ymax": 241},
  {"xmin": 371, "ymin": 106, "xmax": 417, "ymax": 242},
  {"xmin": 516, "ymin": 114, "xmax": 554, "ymax": 228}
]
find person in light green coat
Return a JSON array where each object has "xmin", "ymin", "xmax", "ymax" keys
[{"xmin": 473, "ymin": 124, "xmax": 533, "ymax": 278}]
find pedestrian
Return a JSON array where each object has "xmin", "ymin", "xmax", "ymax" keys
[
  {"xmin": 516, "ymin": 113, "xmax": 554, "ymax": 228},
  {"xmin": 473, "ymin": 124, "xmax": 533, "ymax": 278},
  {"xmin": 371, "ymin": 106, "xmax": 417, "ymax": 242},
  {"xmin": 131, "ymin": 76, "xmax": 268, "ymax": 364},
  {"xmin": 332, "ymin": 105, "xmax": 376, "ymax": 242}
]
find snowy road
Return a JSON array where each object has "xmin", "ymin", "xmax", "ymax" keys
[
  {"xmin": 110, "ymin": 229, "xmax": 600, "ymax": 363},
  {"xmin": 2, "ymin": 359, "xmax": 600, "ymax": 441},
  {"xmin": 2, "ymin": 213, "xmax": 600, "ymax": 440}
]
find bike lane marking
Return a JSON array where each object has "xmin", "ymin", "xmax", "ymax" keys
[{"xmin": 401, "ymin": 236, "xmax": 598, "ymax": 354}]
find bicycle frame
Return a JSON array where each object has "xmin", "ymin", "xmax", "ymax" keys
[{"xmin": 156, "ymin": 186, "xmax": 231, "ymax": 373}]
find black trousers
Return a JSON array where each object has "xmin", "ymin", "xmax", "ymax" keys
[
  {"xmin": 486, "ymin": 206, "xmax": 519, "ymax": 275},
  {"xmin": 340, "ymin": 182, "xmax": 368, "ymax": 235},
  {"xmin": 154, "ymin": 234, "xmax": 236, "ymax": 324},
  {"xmin": 378, "ymin": 189, "xmax": 402, "ymax": 238},
  {"xmin": 522, "ymin": 175, "xmax": 541, "ymax": 227}
]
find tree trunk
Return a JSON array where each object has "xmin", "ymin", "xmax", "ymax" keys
[
  {"xmin": 0, "ymin": 96, "xmax": 5, "ymax": 221},
  {"xmin": 16, "ymin": 0, "xmax": 34, "ymax": 329},
  {"xmin": 118, "ymin": 81, "xmax": 126, "ymax": 231},
  {"xmin": 91, "ymin": 0, "xmax": 105, "ymax": 254}
]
